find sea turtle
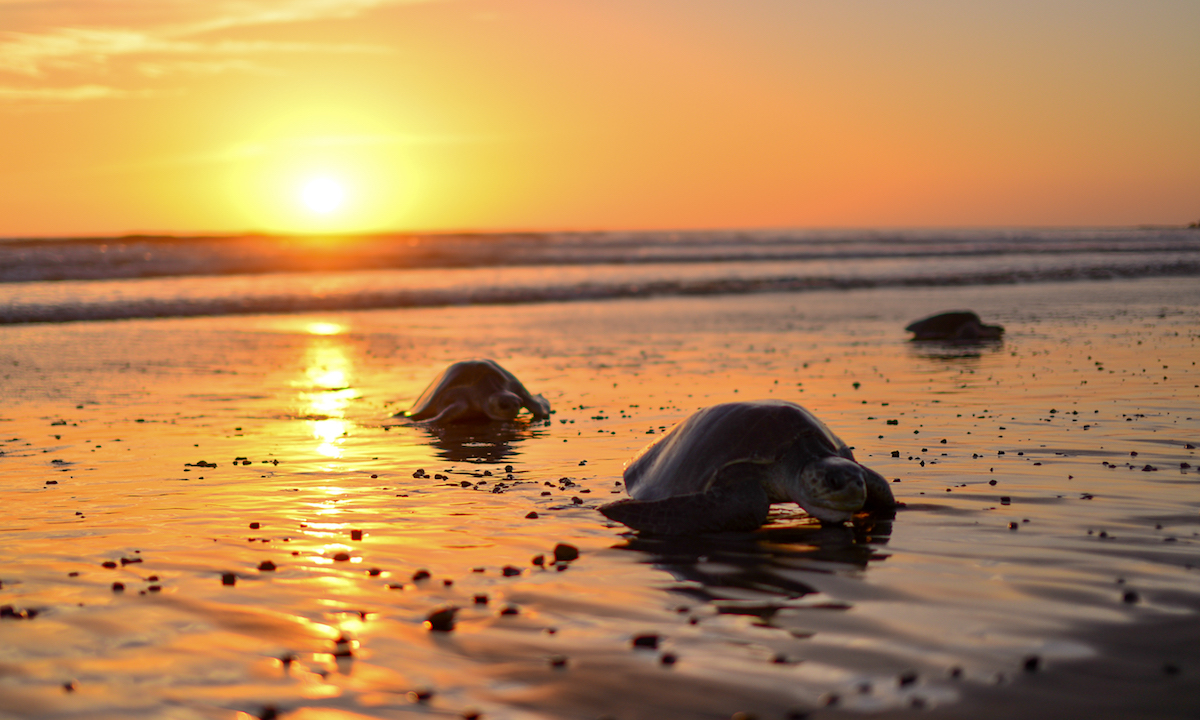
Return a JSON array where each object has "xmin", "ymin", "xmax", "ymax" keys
[
  {"xmin": 402, "ymin": 359, "xmax": 551, "ymax": 424},
  {"xmin": 905, "ymin": 310, "xmax": 1004, "ymax": 341},
  {"xmin": 599, "ymin": 400, "xmax": 896, "ymax": 534}
]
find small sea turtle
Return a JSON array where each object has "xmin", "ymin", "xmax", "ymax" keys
[
  {"xmin": 402, "ymin": 359, "xmax": 550, "ymax": 424},
  {"xmin": 599, "ymin": 400, "xmax": 896, "ymax": 534},
  {"xmin": 905, "ymin": 311, "xmax": 1004, "ymax": 341}
]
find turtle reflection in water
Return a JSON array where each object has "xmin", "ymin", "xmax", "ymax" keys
[
  {"xmin": 600, "ymin": 400, "xmax": 897, "ymax": 535},
  {"xmin": 401, "ymin": 359, "xmax": 551, "ymax": 424},
  {"xmin": 420, "ymin": 423, "xmax": 546, "ymax": 464},
  {"xmin": 617, "ymin": 518, "xmax": 894, "ymax": 619}
]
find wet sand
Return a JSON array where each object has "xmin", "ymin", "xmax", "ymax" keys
[{"xmin": 1, "ymin": 277, "xmax": 1198, "ymax": 720}]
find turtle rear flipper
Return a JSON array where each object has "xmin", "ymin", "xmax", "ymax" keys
[{"xmin": 599, "ymin": 481, "xmax": 770, "ymax": 535}]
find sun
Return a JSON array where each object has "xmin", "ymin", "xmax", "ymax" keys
[{"xmin": 300, "ymin": 177, "xmax": 346, "ymax": 214}]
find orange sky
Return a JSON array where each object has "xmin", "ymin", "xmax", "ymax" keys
[{"xmin": 1, "ymin": 0, "xmax": 1197, "ymax": 236}]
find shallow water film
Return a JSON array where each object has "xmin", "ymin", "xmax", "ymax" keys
[{"xmin": 2, "ymin": 279, "xmax": 1199, "ymax": 720}]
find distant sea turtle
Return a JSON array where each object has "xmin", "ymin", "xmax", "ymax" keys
[
  {"xmin": 599, "ymin": 400, "xmax": 896, "ymax": 534},
  {"xmin": 905, "ymin": 311, "xmax": 1004, "ymax": 341},
  {"xmin": 402, "ymin": 359, "xmax": 551, "ymax": 424}
]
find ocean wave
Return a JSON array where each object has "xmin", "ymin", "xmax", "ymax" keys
[
  {"xmin": 2, "ymin": 248, "xmax": 1198, "ymax": 325},
  {"xmin": 2, "ymin": 227, "xmax": 1197, "ymax": 283}
]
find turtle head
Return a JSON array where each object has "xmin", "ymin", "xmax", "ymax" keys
[
  {"xmin": 792, "ymin": 457, "xmax": 868, "ymax": 523},
  {"xmin": 485, "ymin": 391, "xmax": 522, "ymax": 421}
]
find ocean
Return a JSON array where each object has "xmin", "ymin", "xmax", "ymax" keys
[{"xmin": 2, "ymin": 227, "xmax": 1198, "ymax": 324}]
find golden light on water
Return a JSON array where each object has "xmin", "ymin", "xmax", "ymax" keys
[
  {"xmin": 312, "ymin": 418, "xmax": 349, "ymax": 459},
  {"xmin": 296, "ymin": 336, "xmax": 358, "ymax": 461},
  {"xmin": 311, "ymin": 368, "xmax": 348, "ymax": 391},
  {"xmin": 306, "ymin": 322, "xmax": 345, "ymax": 336}
]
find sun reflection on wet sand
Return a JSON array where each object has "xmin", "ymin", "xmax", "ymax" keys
[{"xmin": 296, "ymin": 328, "xmax": 358, "ymax": 461}]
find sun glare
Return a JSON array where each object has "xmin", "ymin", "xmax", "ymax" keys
[{"xmin": 301, "ymin": 177, "xmax": 345, "ymax": 214}]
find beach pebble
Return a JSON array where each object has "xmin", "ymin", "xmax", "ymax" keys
[
  {"xmin": 0, "ymin": 605, "xmax": 38, "ymax": 620},
  {"xmin": 632, "ymin": 633, "xmax": 660, "ymax": 649},
  {"xmin": 1023, "ymin": 655, "xmax": 1041, "ymax": 672},
  {"xmin": 553, "ymin": 543, "xmax": 580, "ymax": 563},
  {"xmin": 350, "ymin": 529, "xmax": 363, "ymax": 541},
  {"xmin": 332, "ymin": 634, "xmax": 354, "ymax": 657},
  {"xmin": 549, "ymin": 655, "xmax": 568, "ymax": 668},
  {"xmin": 257, "ymin": 560, "xmax": 276, "ymax": 571},
  {"xmin": 502, "ymin": 565, "xmax": 522, "ymax": 577},
  {"xmin": 525, "ymin": 511, "xmax": 539, "ymax": 519},
  {"xmin": 221, "ymin": 573, "xmax": 237, "ymax": 586},
  {"xmin": 332, "ymin": 552, "xmax": 351, "ymax": 562},
  {"xmin": 425, "ymin": 607, "xmax": 457, "ymax": 632},
  {"xmin": 412, "ymin": 569, "xmax": 431, "ymax": 581}
]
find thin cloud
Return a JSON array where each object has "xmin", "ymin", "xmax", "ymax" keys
[
  {"xmin": 0, "ymin": 0, "xmax": 430, "ymax": 78},
  {"xmin": 0, "ymin": 27, "xmax": 392, "ymax": 77},
  {"xmin": 0, "ymin": 84, "xmax": 161, "ymax": 101}
]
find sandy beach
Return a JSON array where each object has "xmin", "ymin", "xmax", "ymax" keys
[{"xmin": 2, "ymin": 276, "xmax": 1198, "ymax": 720}]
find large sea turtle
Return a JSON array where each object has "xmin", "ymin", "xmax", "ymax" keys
[
  {"xmin": 402, "ymin": 359, "xmax": 550, "ymax": 424},
  {"xmin": 599, "ymin": 400, "xmax": 896, "ymax": 534},
  {"xmin": 905, "ymin": 310, "xmax": 1004, "ymax": 341}
]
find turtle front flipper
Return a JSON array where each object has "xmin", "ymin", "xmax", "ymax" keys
[
  {"xmin": 526, "ymin": 393, "xmax": 551, "ymax": 419},
  {"xmin": 414, "ymin": 399, "xmax": 471, "ymax": 425},
  {"xmin": 599, "ymin": 481, "xmax": 770, "ymax": 535}
]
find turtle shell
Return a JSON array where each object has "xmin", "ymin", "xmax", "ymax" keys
[
  {"xmin": 406, "ymin": 359, "xmax": 548, "ymax": 421},
  {"xmin": 623, "ymin": 400, "xmax": 851, "ymax": 502},
  {"xmin": 905, "ymin": 311, "xmax": 1003, "ymax": 340}
]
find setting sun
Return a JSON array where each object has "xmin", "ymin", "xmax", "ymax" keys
[{"xmin": 301, "ymin": 177, "xmax": 346, "ymax": 215}]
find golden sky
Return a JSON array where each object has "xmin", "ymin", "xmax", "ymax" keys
[{"xmin": 1, "ymin": 0, "xmax": 1197, "ymax": 236}]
